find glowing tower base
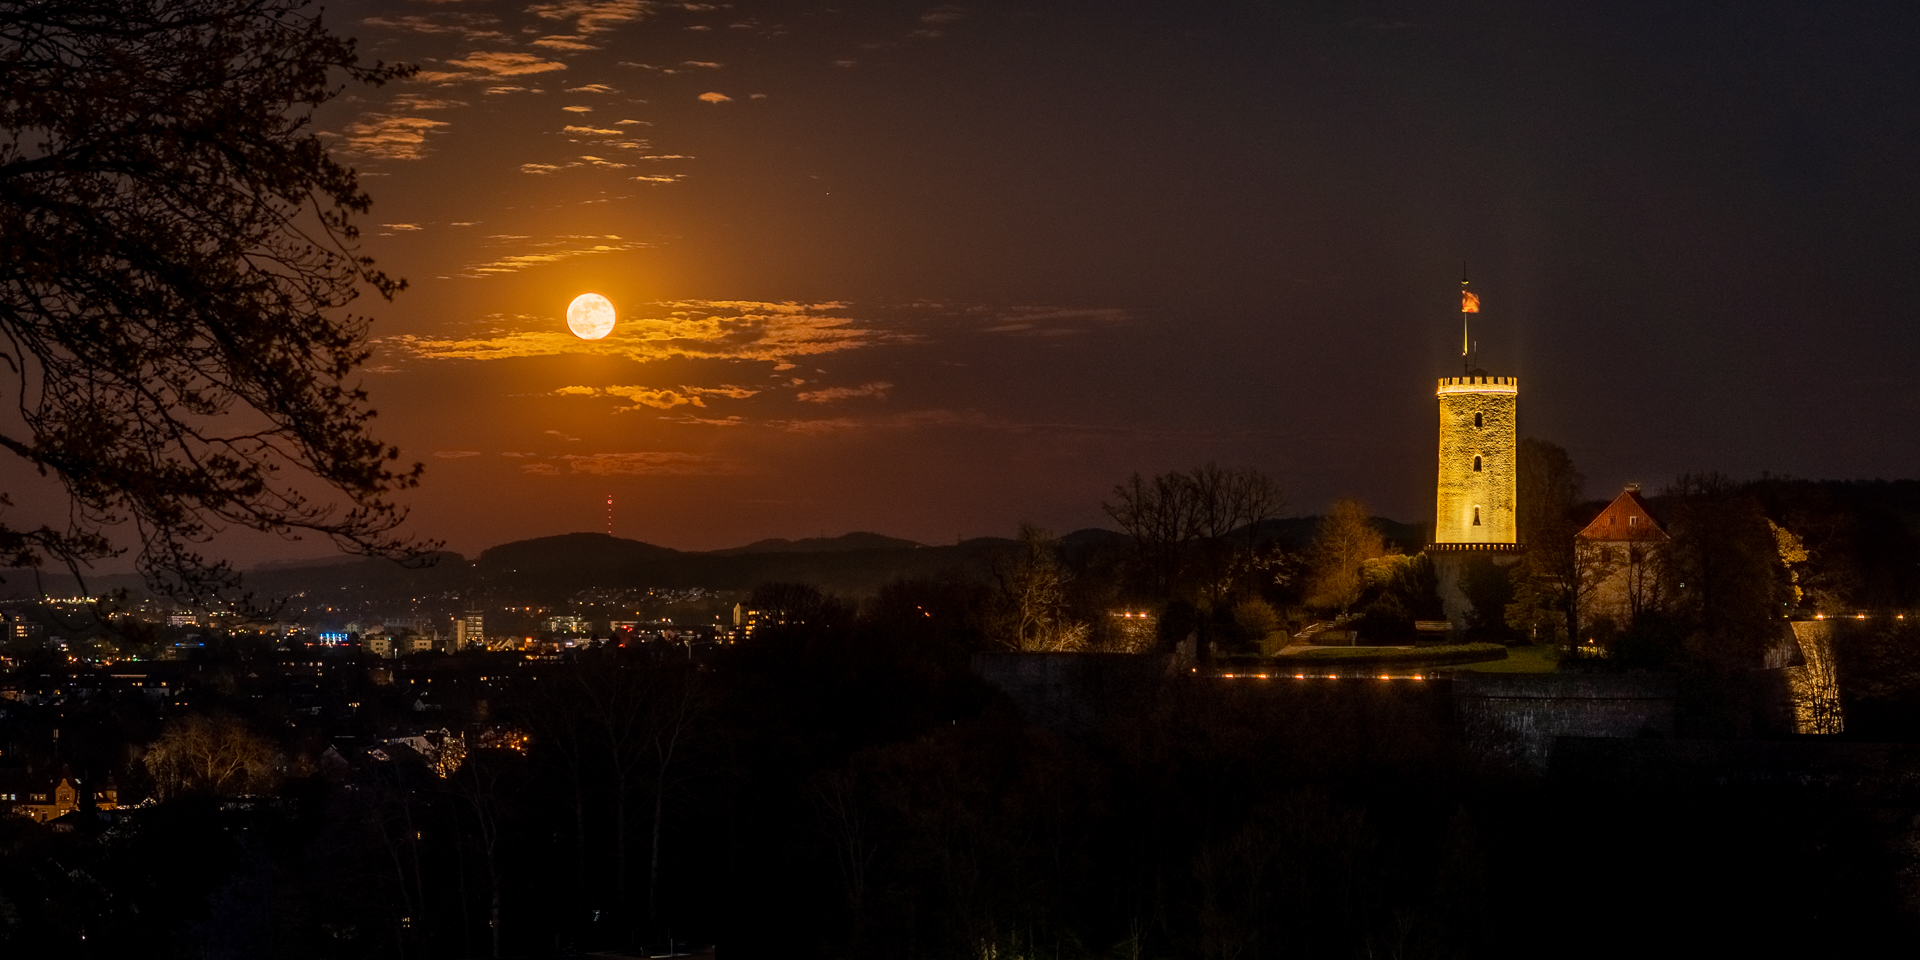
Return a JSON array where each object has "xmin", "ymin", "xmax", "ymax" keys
[{"xmin": 1425, "ymin": 374, "xmax": 1525, "ymax": 632}]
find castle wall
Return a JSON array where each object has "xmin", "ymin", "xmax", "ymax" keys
[
  {"xmin": 1454, "ymin": 672, "xmax": 1676, "ymax": 768},
  {"xmin": 1434, "ymin": 377, "xmax": 1518, "ymax": 545}
]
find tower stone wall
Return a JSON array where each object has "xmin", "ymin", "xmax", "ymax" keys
[{"xmin": 1434, "ymin": 376, "xmax": 1518, "ymax": 545}]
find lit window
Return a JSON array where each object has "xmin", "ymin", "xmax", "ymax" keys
[
  {"xmin": 1473, "ymin": 455, "xmax": 1482, "ymax": 472},
  {"xmin": 1472, "ymin": 506, "xmax": 1481, "ymax": 526}
]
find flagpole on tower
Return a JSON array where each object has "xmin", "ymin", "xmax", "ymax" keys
[{"xmin": 1459, "ymin": 262, "xmax": 1480, "ymax": 375}]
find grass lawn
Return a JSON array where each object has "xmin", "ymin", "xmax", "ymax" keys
[
  {"xmin": 1247, "ymin": 642, "xmax": 1509, "ymax": 670},
  {"xmin": 1440, "ymin": 643, "xmax": 1560, "ymax": 673}
]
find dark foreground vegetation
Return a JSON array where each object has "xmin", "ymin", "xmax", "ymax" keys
[
  {"xmin": 6, "ymin": 587, "xmax": 1920, "ymax": 959},
  {"xmin": 6, "ymin": 463, "xmax": 1920, "ymax": 957}
]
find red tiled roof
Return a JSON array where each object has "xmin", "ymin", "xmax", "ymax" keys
[{"xmin": 1576, "ymin": 488, "xmax": 1670, "ymax": 542}]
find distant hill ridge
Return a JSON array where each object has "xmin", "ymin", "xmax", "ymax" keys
[
  {"xmin": 713, "ymin": 532, "xmax": 923, "ymax": 555},
  {"xmin": 0, "ymin": 518, "xmax": 1435, "ymax": 603}
]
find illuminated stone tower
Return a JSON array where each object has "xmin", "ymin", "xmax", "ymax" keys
[
  {"xmin": 1433, "ymin": 375, "xmax": 1518, "ymax": 544},
  {"xmin": 1424, "ymin": 269, "xmax": 1525, "ymax": 632}
]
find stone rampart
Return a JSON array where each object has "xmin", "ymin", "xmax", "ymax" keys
[
  {"xmin": 970, "ymin": 652, "xmax": 1177, "ymax": 729},
  {"xmin": 1454, "ymin": 673, "xmax": 1676, "ymax": 768}
]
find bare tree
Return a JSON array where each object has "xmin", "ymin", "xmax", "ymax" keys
[
  {"xmin": 1105, "ymin": 471, "xmax": 1201, "ymax": 596},
  {"xmin": 1506, "ymin": 438, "xmax": 1586, "ymax": 642},
  {"xmin": 141, "ymin": 713, "xmax": 278, "ymax": 798},
  {"xmin": 812, "ymin": 769, "xmax": 878, "ymax": 954},
  {"xmin": 1785, "ymin": 626, "xmax": 1844, "ymax": 735},
  {"xmin": 569, "ymin": 653, "xmax": 706, "ymax": 940},
  {"xmin": 1189, "ymin": 462, "xmax": 1286, "ymax": 605},
  {"xmin": 452, "ymin": 750, "xmax": 511, "ymax": 958},
  {"xmin": 1103, "ymin": 463, "xmax": 1284, "ymax": 601},
  {"xmin": 644, "ymin": 664, "xmax": 703, "ymax": 933},
  {"xmin": 989, "ymin": 523, "xmax": 1089, "ymax": 651},
  {"xmin": 526, "ymin": 668, "xmax": 596, "ymax": 940},
  {"xmin": 1305, "ymin": 500, "xmax": 1386, "ymax": 615}
]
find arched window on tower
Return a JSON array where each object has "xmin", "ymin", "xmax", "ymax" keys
[
  {"xmin": 1474, "ymin": 412, "xmax": 1483, "ymax": 428},
  {"xmin": 1472, "ymin": 506, "xmax": 1482, "ymax": 526},
  {"xmin": 1473, "ymin": 455, "xmax": 1482, "ymax": 472}
]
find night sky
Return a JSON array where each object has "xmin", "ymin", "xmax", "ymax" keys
[{"xmin": 295, "ymin": 0, "xmax": 1920, "ymax": 559}]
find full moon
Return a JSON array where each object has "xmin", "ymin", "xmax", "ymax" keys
[{"xmin": 567, "ymin": 292, "xmax": 616, "ymax": 340}]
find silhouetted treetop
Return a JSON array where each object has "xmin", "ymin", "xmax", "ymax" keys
[{"xmin": 0, "ymin": 0, "xmax": 423, "ymax": 600}]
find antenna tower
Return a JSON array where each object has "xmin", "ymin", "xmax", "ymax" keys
[{"xmin": 605, "ymin": 495, "xmax": 614, "ymax": 537}]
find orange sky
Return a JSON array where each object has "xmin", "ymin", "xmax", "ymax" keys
[{"xmin": 207, "ymin": 0, "xmax": 1920, "ymax": 563}]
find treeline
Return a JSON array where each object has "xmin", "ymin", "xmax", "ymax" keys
[
  {"xmin": 8, "ymin": 583, "xmax": 1918, "ymax": 957},
  {"xmin": 1498, "ymin": 446, "xmax": 1920, "ymax": 666},
  {"xmin": 9, "ymin": 460, "xmax": 1920, "ymax": 956}
]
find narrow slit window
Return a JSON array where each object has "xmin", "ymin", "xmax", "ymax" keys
[
  {"xmin": 1472, "ymin": 506, "xmax": 1482, "ymax": 526},
  {"xmin": 1473, "ymin": 455, "xmax": 1482, "ymax": 472},
  {"xmin": 1474, "ymin": 412, "xmax": 1483, "ymax": 428}
]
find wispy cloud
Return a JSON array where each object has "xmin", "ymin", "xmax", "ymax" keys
[
  {"xmin": 797, "ymin": 381, "xmax": 893, "ymax": 403},
  {"xmin": 418, "ymin": 51, "xmax": 568, "ymax": 84},
  {"xmin": 363, "ymin": 13, "xmax": 506, "ymax": 40},
  {"xmin": 520, "ymin": 154, "xmax": 635, "ymax": 174},
  {"xmin": 608, "ymin": 386, "xmax": 701, "ymax": 410},
  {"xmin": 383, "ymin": 223, "xmax": 425, "ymax": 232},
  {"xmin": 688, "ymin": 385, "xmax": 759, "ymax": 399},
  {"xmin": 389, "ymin": 94, "xmax": 467, "ymax": 112},
  {"xmin": 555, "ymin": 382, "xmax": 761, "ymax": 411},
  {"xmin": 561, "ymin": 451, "xmax": 724, "ymax": 476},
  {"xmin": 776, "ymin": 418, "xmax": 860, "ymax": 435},
  {"xmin": 567, "ymin": 83, "xmax": 618, "ymax": 93},
  {"xmin": 662, "ymin": 414, "xmax": 747, "ymax": 427},
  {"xmin": 443, "ymin": 235, "xmax": 649, "ymax": 276},
  {"xmin": 532, "ymin": 36, "xmax": 599, "ymax": 50},
  {"xmin": 697, "ymin": 92, "xmax": 732, "ymax": 103},
  {"xmin": 336, "ymin": 115, "xmax": 451, "ymax": 160},
  {"xmin": 387, "ymin": 300, "xmax": 896, "ymax": 365},
  {"xmin": 981, "ymin": 306, "xmax": 1132, "ymax": 336},
  {"xmin": 527, "ymin": 0, "xmax": 654, "ymax": 35},
  {"xmin": 433, "ymin": 450, "xmax": 483, "ymax": 458}
]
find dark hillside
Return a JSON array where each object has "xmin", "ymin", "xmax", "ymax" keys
[{"xmin": 713, "ymin": 532, "xmax": 923, "ymax": 555}]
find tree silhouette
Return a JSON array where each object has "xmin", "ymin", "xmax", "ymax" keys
[
  {"xmin": 0, "ymin": 0, "xmax": 423, "ymax": 599},
  {"xmin": 1104, "ymin": 462, "xmax": 1283, "ymax": 602}
]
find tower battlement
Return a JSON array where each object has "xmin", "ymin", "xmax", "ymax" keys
[{"xmin": 1436, "ymin": 376, "xmax": 1517, "ymax": 395}]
